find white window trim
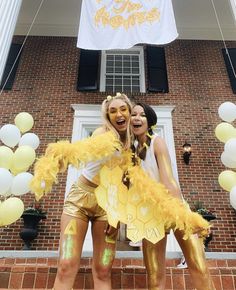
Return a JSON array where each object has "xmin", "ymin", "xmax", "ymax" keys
[
  {"xmin": 66, "ymin": 103, "xmax": 181, "ymax": 252},
  {"xmin": 100, "ymin": 46, "xmax": 146, "ymax": 93}
]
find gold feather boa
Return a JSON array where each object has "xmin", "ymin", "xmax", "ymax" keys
[{"xmin": 30, "ymin": 131, "xmax": 121, "ymax": 200}]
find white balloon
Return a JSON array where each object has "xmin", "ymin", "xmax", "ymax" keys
[
  {"xmin": 0, "ymin": 168, "xmax": 13, "ymax": 195},
  {"xmin": 218, "ymin": 102, "xmax": 236, "ymax": 123},
  {"xmin": 230, "ymin": 186, "xmax": 236, "ymax": 210},
  {"xmin": 10, "ymin": 172, "xmax": 33, "ymax": 196},
  {"xmin": 224, "ymin": 138, "xmax": 236, "ymax": 157},
  {"xmin": 19, "ymin": 133, "xmax": 40, "ymax": 150},
  {"xmin": 0, "ymin": 124, "xmax": 21, "ymax": 148},
  {"xmin": 221, "ymin": 151, "xmax": 236, "ymax": 168}
]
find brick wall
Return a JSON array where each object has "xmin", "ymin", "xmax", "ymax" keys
[{"xmin": 0, "ymin": 36, "xmax": 235, "ymax": 251}]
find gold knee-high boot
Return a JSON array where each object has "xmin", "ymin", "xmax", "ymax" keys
[{"xmin": 175, "ymin": 230, "xmax": 216, "ymax": 290}]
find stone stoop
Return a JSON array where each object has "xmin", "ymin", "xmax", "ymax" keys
[{"xmin": 0, "ymin": 257, "xmax": 236, "ymax": 289}]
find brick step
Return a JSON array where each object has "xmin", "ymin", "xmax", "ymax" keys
[{"xmin": 0, "ymin": 257, "xmax": 236, "ymax": 289}]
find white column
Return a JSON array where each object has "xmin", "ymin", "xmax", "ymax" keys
[
  {"xmin": 230, "ymin": 0, "xmax": 236, "ymax": 22},
  {"xmin": 0, "ymin": 0, "xmax": 22, "ymax": 83}
]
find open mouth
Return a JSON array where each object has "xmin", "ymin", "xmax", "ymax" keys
[
  {"xmin": 133, "ymin": 124, "xmax": 142, "ymax": 128},
  {"xmin": 116, "ymin": 120, "xmax": 126, "ymax": 126}
]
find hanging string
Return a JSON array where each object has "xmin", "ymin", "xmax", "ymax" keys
[
  {"xmin": 210, "ymin": 0, "xmax": 236, "ymax": 78},
  {"xmin": 0, "ymin": 0, "xmax": 45, "ymax": 95}
]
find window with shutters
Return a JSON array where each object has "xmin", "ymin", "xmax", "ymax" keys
[
  {"xmin": 77, "ymin": 46, "xmax": 169, "ymax": 93},
  {"xmin": 100, "ymin": 46, "xmax": 146, "ymax": 93},
  {"xmin": 222, "ymin": 48, "xmax": 236, "ymax": 94}
]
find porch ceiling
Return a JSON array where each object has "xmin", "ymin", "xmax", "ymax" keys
[{"xmin": 15, "ymin": 0, "xmax": 236, "ymax": 41}]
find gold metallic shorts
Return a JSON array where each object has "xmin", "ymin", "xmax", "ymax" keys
[{"xmin": 63, "ymin": 179, "xmax": 107, "ymax": 222}]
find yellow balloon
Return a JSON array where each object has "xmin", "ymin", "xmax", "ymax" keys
[
  {"xmin": 13, "ymin": 145, "xmax": 36, "ymax": 169},
  {"xmin": 218, "ymin": 170, "xmax": 236, "ymax": 192},
  {"xmin": 215, "ymin": 122, "xmax": 236, "ymax": 143},
  {"xmin": 10, "ymin": 165, "xmax": 29, "ymax": 175},
  {"xmin": 0, "ymin": 197, "xmax": 24, "ymax": 226},
  {"xmin": 0, "ymin": 146, "xmax": 14, "ymax": 169},
  {"xmin": 14, "ymin": 112, "xmax": 34, "ymax": 133}
]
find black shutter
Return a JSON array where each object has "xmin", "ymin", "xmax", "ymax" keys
[
  {"xmin": 77, "ymin": 49, "xmax": 100, "ymax": 91},
  {"xmin": 0, "ymin": 43, "xmax": 22, "ymax": 90},
  {"xmin": 222, "ymin": 48, "xmax": 236, "ymax": 94},
  {"xmin": 146, "ymin": 46, "xmax": 169, "ymax": 93}
]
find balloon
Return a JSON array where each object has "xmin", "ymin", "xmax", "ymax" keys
[
  {"xmin": 218, "ymin": 170, "xmax": 236, "ymax": 192},
  {"xmin": 0, "ymin": 124, "xmax": 21, "ymax": 148},
  {"xmin": 218, "ymin": 102, "xmax": 236, "ymax": 123},
  {"xmin": 0, "ymin": 197, "xmax": 24, "ymax": 226},
  {"xmin": 0, "ymin": 168, "xmax": 13, "ymax": 196},
  {"xmin": 13, "ymin": 145, "xmax": 36, "ymax": 169},
  {"xmin": 10, "ymin": 165, "xmax": 29, "ymax": 176},
  {"xmin": 230, "ymin": 186, "xmax": 236, "ymax": 210},
  {"xmin": 19, "ymin": 133, "xmax": 40, "ymax": 150},
  {"xmin": 224, "ymin": 138, "xmax": 236, "ymax": 157},
  {"xmin": 215, "ymin": 122, "xmax": 236, "ymax": 143},
  {"xmin": 0, "ymin": 146, "xmax": 14, "ymax": 169},
  {"xmin": 220, "ymin": 152, "xmax": 236, "ymax": 168},
  {"xmin": 11, "ymin": 172, "xmax": 33, "ymax": 196},
  {"xmin": 14, "ymin": 112, "xmax": 34, "ymax": 133}
]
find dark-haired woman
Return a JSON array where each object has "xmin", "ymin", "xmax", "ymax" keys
[{"xmin": 130, "ymin": 102, "xmax": 215, "ymax": 290}]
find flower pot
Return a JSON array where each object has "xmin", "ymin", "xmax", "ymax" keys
[{"xmin": 20, "ymin": 212, "xmax": 46, "ymax": 250}]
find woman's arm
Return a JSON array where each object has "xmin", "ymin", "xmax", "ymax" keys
[{"xmin": 154, "ymin": 137, "xmax": 182, "ymax": 200}]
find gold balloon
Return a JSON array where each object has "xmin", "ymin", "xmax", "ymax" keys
[
  {"xmin": 218, "ymin": 170, "xmax": 236, "ymax": 192},
  {"xmin": 0, "ymin": 197, "xmax": 24, "ymax": 226},
  {"xmin": 215, "ymin": 122, "xmax": 236, "ymax": 143},
  {"xmin": 14, "ymin": 112, "xmax": 34, "ymax": 133},
  {"xmin": 13, "ymin": 145, "xmax": 36, "ymax": 169},
  {"xmin": 0, "ymin": 146, "xmax": 14, "ymax": 169}
]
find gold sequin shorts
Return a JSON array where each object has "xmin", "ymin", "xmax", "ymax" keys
[{"xmin": 63, "ymin": 179, "xmax": 107, "ymax": 222}]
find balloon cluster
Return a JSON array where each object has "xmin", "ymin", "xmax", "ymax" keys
[
  {"xmin": 215, "ymin": 102, "xmax": 236, "ymax": 210},
  {"xmin": 0, "ymin": 112, "xmax": 40, "ymax": 227}
]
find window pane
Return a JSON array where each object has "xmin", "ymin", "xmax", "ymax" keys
[
  {"xmin": 123, "ymin": 86, "xmax": 131, "ymax": 92},
  {"xmin": 132, "ymin": 68, "xmax": 139, "ymax": 74},
  {"xmin": 123, "ymin": 67, "xmax": 131, "ymax": 73},
  {"xmin": 115, "ymin": 67, "xmax": 122, "ymax": 73},
  {"xmin": 123, "ymin": 77, "xmax": 131, "ymax": 85},
  {"xmin": 132, "ymin": 86, "xmax": 140, "ymax": 92},
  {"xmin": 107, "ymin": 55, "xmax": 114, "ymax": 61},
  {"xmin": 106, "ymin": 78, "xmax": 113, "ymax": 85},
  {"xmin": 115, "ymin": 77, "xmax": 122, "ymax": 86},
  {"xmin": 106, "ymin": 67, "xmax": 114, "ymax": 73},
  {"xmin": 115, "ymin": 55, "xmax": 122, "ymax": 61},
  {"xmin": 132, "ymin": 79, "xmax": 140, "ymax": 86},
  {"xmin": 106, "ymin": 85, "xmax": 114, "ymax": 91}
]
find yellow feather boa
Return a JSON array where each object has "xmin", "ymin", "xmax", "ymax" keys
[
  {"xmin": 95, "ymin": 151, "xmax": 210, "ymax": 242},
  {"xmin": 30, "ymin": 131, "xmax": 121, "ymax": 200}
]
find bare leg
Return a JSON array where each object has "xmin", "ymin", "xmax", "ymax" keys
[
  {"xmin": 142, "ymin": 236, "xmax": 167, "ymax": 290},
  {"xmin": 174, "ymin": 230, "xmax": 216, "ymax": 290},
  {"xmin": 91, "ymin": 221, "xmax": 118, "ymax": 290},
  {"xmin": 53, "ymin": 213, "xmax": 88, "ymax": 290}
]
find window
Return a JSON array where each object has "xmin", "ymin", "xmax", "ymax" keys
[
  {"xmin": 77, "ymin": 46, "xmax": 169, "ymax": 93},
  {"xmin": 100, "ymin": 47, "xmax": 145, "ymax": 93}
]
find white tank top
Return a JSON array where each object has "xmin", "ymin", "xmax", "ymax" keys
[
  {"xmin": 140, "ymin": 135, "xmax": 160, "ymax": 182},
  {"xmin": 81, "ymin": 151, "xmax": 120, "ymax": 184}
]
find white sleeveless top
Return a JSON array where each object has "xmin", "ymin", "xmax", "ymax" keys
[
  {"xmin": 140, "ymin": 135, "xmax": 160, "ymax": 182},
  {"xmin": 81, "ymin": 151, "xmax": 120, "ymax": 185}
]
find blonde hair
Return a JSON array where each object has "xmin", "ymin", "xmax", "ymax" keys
[{"xmin": 101, "ymin": 93, "xmax": 132, "ymax": 150}]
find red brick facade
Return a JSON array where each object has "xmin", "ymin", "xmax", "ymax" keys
[{"xmin": 0, "ymin": 36, "xmax": 235, "ymax": 251}]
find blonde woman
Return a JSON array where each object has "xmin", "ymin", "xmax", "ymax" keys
[{"xmin": 52, "ymin": 93, "xmax": 132, "ymax": 290}]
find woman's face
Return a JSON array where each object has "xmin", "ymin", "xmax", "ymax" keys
[
  {"xmin": 108, "ymin": 99, "xmax": 130, "ymax": 133},
  {"xmin": 131, "ymin": 105, "xmax": 148, "ymax": 137}
]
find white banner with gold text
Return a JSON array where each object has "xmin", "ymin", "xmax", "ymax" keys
[{"xmin": 77, "ymin": 0, "xmax": 178, "ymax": 50}]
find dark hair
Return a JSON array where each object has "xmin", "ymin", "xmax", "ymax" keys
[
  {"xmin": 132, "ymin": 102, "xmax": 157, "ymax": 160},
  {"xmin": 135, "ymin": 102, "xmax": 157, "ymax": 135}
]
